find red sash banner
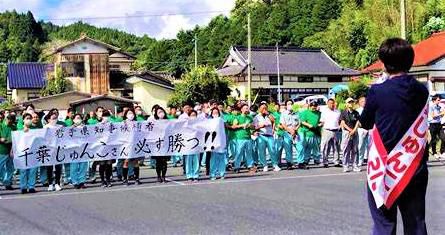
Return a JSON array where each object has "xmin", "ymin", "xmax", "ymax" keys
[{"xmin": 367, "ymin": 103, "xmax": 428, "ymax": 209}]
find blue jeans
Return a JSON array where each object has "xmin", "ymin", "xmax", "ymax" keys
[
  {"xmin": 275, "ymin": 132, "xmax": 294, "ymax": 164},
  {"xmin": 70, "ymin": 162, "xmax": 89, "ymax": 185},
  {"xmin": 296, "ymin": 133, "xmax": 321, "ymax": 164},
  {"xmin": 234, "ymin": 139, "xmax": 254, "ymax": 169},
  {"xmin": 257, "ymin": 135, "xmax": 278, "ymax": 167},
  {"xmin": 0, "ymin": 155, "xmax": 14, "ymax": 186},
  {"xmin": 210, "ymin": 152, "xmax": 226, "ymax": 178},
  {"xmin": 20, "ymin": 168, "xmax": 37, "ymax": 190},
  {"xmin": 185, "ymin": 154, "xmax": 200, "ymax": 179}
]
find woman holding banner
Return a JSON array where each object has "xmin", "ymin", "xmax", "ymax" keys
[
  {"xmin": 185, "ymin": 110, "xmax": 200, "ymax": 182},
  {"xmin": 44, "ymin": 109, "xmax": 67, "ymax": 192},
  {"xmin": 122, "ymin": 109, "xmax": 142, "ymax": 186},
  {"xmin": 209, "ymin": 108, "xmax": 226, "ymax": 180},
  {"xmin": 98, "ymin": 110, "xmax": 114, "ymax": 188},
  {"xmin": 17, "ymin": 113, "xmax": 42, "ymax": 194},
  {"xmin": 70, "ymin": 114, "xmax": 88, "ymax": 189},
  {"xmin": 152, "ymin": 106, "xmax": 171, "ymax": 183}
]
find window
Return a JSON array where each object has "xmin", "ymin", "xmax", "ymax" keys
[
  {"xmin": 109, "ymin": 64, "xmax": 121, "ymax": 70},
  {"xmin": 62, "ymin": 62, "xmax": 85, "ymax": 77},
  {"xmin": 27, "ymin": 91, "xmax": 40, "ymax": 100},
  {"xmin": 269, "ymin": 75, "xmax": 283, "ymax": 85},
  {"xmin": 328, "ymin": 76, "xmax": 342, "ymax": 83},
  {"xmin": 298, "ymin": 76, "xmax": 313, "ymax": 83}
]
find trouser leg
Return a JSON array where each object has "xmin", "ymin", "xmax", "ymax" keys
[
  {"xmin": 295, "ymin": 132, "xmax": 306, "ymax": 164},
  {"xmin": 257, "ymin": 136, "xmax": 268, "ymax": 167},
  {"xmin": 283, "ymin": 132, "xmax": 293, "ymax": 164},
  {"xmin": 429, "ymin": 123, "xmax": 441, "ymax": 155},
  {"xmin": 70, "ymin": 163, "xmax": 79, "ymax": 185}
]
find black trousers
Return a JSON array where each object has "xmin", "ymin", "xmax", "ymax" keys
[
  {"xmin": 47, "ymin": 164, "xmax": 62, "ymax": 185},
  {"xmin": 429, "ymin": 123, "xmax": 444, "ymax": 155},
  {"xmin": 368, "ymin": 162, "xmax": 428, "ymax": 235}
]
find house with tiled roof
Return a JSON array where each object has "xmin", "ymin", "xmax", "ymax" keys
[
  {"xmin": 7, "ymin": 36, "xmax": 174, "ymax": 112},
  {"xmin": 217, "ymin": 46, "xmax": 359, "ymax": 102},
  {"xmin": 364, "ymin": 31, "xmax": 445, "ymax": 92},
  {"xmin": 126, "ymin": 71, "xmax": 175, "ymax": 112},
  {"xmin": 7, "ymin": 62, "xmax": 50, "ymax": 103}
]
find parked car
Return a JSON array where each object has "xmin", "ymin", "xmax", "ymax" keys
[{"xmin": 295, "ymin": 95, "xmax": 328, "ymax": 107}]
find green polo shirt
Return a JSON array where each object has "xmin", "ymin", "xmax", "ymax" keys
[
  {"xmin": 0, "ymin": 124, "xmax": 15, "ymax": 155},
  {"xmin": 167, "ymin": 114, "xmax": 177, "ymax": 120},
  {"xmin": 136, "ymin": 115, "xmax": 146, "ymax": 121},
  {"xmin": 298, "ymin": 109, "xmax": 321, "ymax": 137},
  {"xmin": 87, "ymin": 118, "xmax": 99, "ymax": 125},
  {"xmin": 111, "ymin": 116, "xmax": 124, "ymax": 123},
  {"xmin": 65, "ymin": 118, "xmax": 73, "ymax": 127},
  {"xmin": 272, "ymin": 111, "xmax": 286, "ymax": 136},
  {"xmin": 233, "ymin": 114, "xmax": 253, "ymax": 140}
]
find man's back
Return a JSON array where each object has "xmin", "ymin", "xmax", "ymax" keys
[{"xmin": 360, "ymin": 75, "xmax": 428, "ymax": 153}]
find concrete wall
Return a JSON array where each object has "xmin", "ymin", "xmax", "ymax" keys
[
  {"xmin": 12, "ymin": 89, "xmax": 41, "ymax": 103},
  {"xmin": 132, "ymin": 82, "xmax": 173, "ymax": 112}
]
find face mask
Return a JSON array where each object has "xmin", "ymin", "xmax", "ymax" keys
[
  {"xmin": 287, "ymin": 105, "xmax": 293, "ymax": 111},
  {"xmin": 24, "ymin": 119, "xmax": 32, "ymax": 126},
  {"xmin": 102, "ymin": 117, "xmax": 109, "ymax": 123},
  {"xmin": 49, "ymin": 119, "xmax": 57, "ymax": 125},
  {"xmin": 126, "ymin": 114, "xmax": 135, "ymax": 121},
  {"xmin": 212, "ymin": 114, "xmax": 219, "ymax": 119},
  {"xmin": 135, "ymin": 110, "xmax": 142, "ymax": 116},
  {"xmin": 74, "ymin": 119, "xmax": 82, "ymax": 125},
  {"xmin": 158, "ymin": 112, "xmax": 165, "ymax": 119},
  {"xmin": 97, "ymin": 112, "xmax": 103, "ymax": 118}
]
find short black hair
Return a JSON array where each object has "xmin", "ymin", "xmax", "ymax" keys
[
  {"xmin": 328, "ymin": 98, "xmax": 335, "ymax": 102},
  {"xmin": 432, "ymin": 95, "xmax": 440, "ymax": 101},
  {"xmin": 378, "ymin": 38, "xmax": 414, "ymax": 74}
]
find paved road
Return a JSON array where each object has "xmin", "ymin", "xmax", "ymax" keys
[{"xmin": 0, "ymin": 162, "xmax": 444, "ymax": 235}]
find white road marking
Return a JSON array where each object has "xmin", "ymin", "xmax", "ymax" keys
[
  {"xmin": 0, "ymin": 172, "xmax": 356, "ymax": 200},
  {"xmin": 165, "ymin": 177, "xmax": 186, "ymax": 185}
]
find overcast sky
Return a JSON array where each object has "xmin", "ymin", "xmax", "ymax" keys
[{"xmin": 0, "ymin": 0, "xmax": 236, "ymax": 39}]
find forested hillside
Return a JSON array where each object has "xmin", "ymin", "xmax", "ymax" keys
[{"xmin": 0, "ymin": 0, "xmax": 445, "ymax": 96}]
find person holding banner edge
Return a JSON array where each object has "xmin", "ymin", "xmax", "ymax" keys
[
  {"xmin": 360, "ymin": 38, "xmax": 428, "ymax": 235},
  {"xmin": 0, "ymin": 114, "xmax": 16, "ymax": 191},
  {"xmin": 17, "ymin": 113, "xmax": 39, "ymax": 193},
  {"xmin": 152, "ymin": 106, "xmax": 171, "ymax": 183}
]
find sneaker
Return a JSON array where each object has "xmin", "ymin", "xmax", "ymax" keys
[
  {"xmin": 79, "ymin": 183, "xmax": 86, "ymax": 189},
  {"xmin": 353, "ymin": 166, "xmax": 362, "ymax": 172},
  {"xmin": 101, "ymin": 182, "xmax": 107, "ymax": 188},
  {"xmin": 323, "ymin": 164, "xmax": 329, "ymax": 168},
  {"xmin": 220, "ymin": 176, "xmax": 225, "ymax": 180},
  {"xmin": 210, "ymin": 177, "xmax": 216, "ymax": 181},
  {"xmin": 28, "ymin": 188, "xmax": 36, "ymax": 193},
  {"xmin": 47, "ymin": 184, "xmax": 55, "ymax": 191},
  {"xmin": 273, "ymin": 166, "xmax": 281, "ymax": 172},
  {"xmin": 55, "ymin": 184, "xmax": 62, "ymax": 191},
  {"xmin": 21, "ymin": 189, "xmax": 27, "ymax": 194},
  {"xmin": 5, "ymin": 185, "xmax": 14, "ymax": 190},
  {"xmin": 123, "ymin": 179, "xmax": 129, "ymax": 185},
  {"xmin": 107, "ymin": 182, "xmax": 112, "ymax": 187},
  {"xmin": 441, "ymin": 153, "xmax": 445, "ymax": 160},
  {"xmin": 263, "ymin": 166, "xmax": 269, "ymax": 172},
  {"xmin": 343, "ymin": 167, "xmax": 351, "ymax": 173},
  {"xmin": 136, "ymin": 179, "xmax": 142, "ymax": 185},
  {"xmin": 435, "ymin": 154, "xmax": 441, "ymax": 160}
]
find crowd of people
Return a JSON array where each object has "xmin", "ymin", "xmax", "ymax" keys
[{"xmin": 0, "ymin": 96, "xmax": 374, "ymax": 195}]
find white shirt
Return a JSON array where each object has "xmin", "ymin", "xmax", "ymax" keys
[
  {"xmin": 279, "ymin": 110, "xmax": 298, "ymax": 128},
  {"xmin": 320, "ymin": 108, "xmax": 341, "ymax": 130},
  {"xmin": 253, "ymin": 114, "xmax": 273, "ymax": 136},
  {"xmin": 356, "ymin": 107, "xmax": 364, "ymax": 115},
  {"xmin": 178, "ymin": 113, "xmax": 189, "ymax": 120}
]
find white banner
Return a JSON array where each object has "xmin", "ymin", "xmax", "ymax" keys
[{"xmin": 12, "ymin": 118, "xmax": 226, "ymax": 169}]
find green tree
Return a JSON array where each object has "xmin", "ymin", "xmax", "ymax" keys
[
  {"xmin": 168, "ymin": 66, "xmax": 231, "ymax": 107},
  {"xmin": 40, "ymin": 66, "xmax": 68, "ymax": 96}
]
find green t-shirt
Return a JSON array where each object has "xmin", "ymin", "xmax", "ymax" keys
[
  {"xmin": 233, "ymin": 114, "xmax": 253, "ymax": 140},
  {"xmin": 271, "ymin": 111, "xmax": 285, "ymax": 136},
  {"xmin": 111, "ymin": 116, "xmax": 124, "ymax": 123},
  {"xmin": 167, "ymin": 114, "xmax": 177, "ymax": 120},
  {"xmin": 65, "ymin": 118, "xmax": 73, "ymax": 127},
  {"xmin": 136, "ymin": 115, "xmax": 146, "ymax": 121},
  {"xmin": 87, "ymin": 118, "xmax": 99, "ymax": 125},
  {"xmin": 223, "ymin": 113, "xmax": 236, "ymax": 140},
  {"xmin": 298, "ymin": 109, "xmax": 321, "ymax": 137},
  {"xmin": 0, "ymin": 124, "xmax": 15, "ymax": 155}
]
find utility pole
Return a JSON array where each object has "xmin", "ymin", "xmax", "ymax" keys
[
  {"xmin": 276, "ymin": 43, "xmax": 281, "ymax": 104},
  {"xmin": 194, "ymin": 35, "xmax": 198, "ymax": 68},
  {"xmin": 400, "ymin": 0, "xmax": 406, "ymax": 39},
  {"xmin": 247, "ymin": 13, "xmax": 252, "ymax": 106}
]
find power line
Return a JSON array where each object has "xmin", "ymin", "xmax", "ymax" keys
[{"xmin": 41, "ymin": 10, "xmax": 231, "ymax": 22}]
